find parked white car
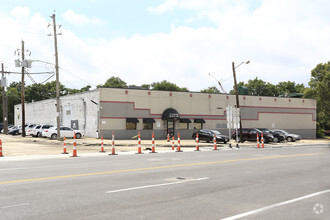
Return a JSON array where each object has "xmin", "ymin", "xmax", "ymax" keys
[
  {"xmin": 32, "ymin": 124, "xmax": 53, "ymax": 137},
  {"xmin": 26, "ymin": 125, "xmax": 39, "ymax": 136},
  {"xmin": 20, "ymin": 124, "xmax": 37, "ymax": 134},
  {"xmin": 42, "ymin": 126, "xmax": 83, "ymax": 140}
]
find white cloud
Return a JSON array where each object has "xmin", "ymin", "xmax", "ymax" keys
[
  {"xmin": 148, "ymin": 0, "xmax": 178, "ymax": 14},
  {"xmin": 62, "ymin": 10, "xmax": 105, "ymax": 27},
  {"xmin": 1, "ymin": 1, "xmax": 330, "ymax": 93},
  {"xmin": 10, "ymin": 6, "xmax": 30, "ymax": 18}
]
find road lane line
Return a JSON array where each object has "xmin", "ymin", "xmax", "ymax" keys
[
  {"xmin": 0, "ymin": 168, "xmax": 27, "ymax": 171},
  {"xmin": 105, "ymin": 177, "xmax": 209, "ymax": 194},
  {"xmin": 222, "ymin": 189, "xmax": 330, "ymax": 220},
  {"xmin": 0, "ymin": 153, "xmax": 320, "ymax": 185},
  {"xmin": 0, "ymin": 203, "xmax": 30, "ymax": 209}
]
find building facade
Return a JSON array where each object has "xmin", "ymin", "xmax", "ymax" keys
[{"xmin": 15, "ymin": 88, "xmax": 317, "ymax": 139}]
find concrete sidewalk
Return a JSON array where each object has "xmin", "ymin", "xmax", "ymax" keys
[{"xmin": 0, "ymin": 134, "xmax": 328, "ymax": 160}]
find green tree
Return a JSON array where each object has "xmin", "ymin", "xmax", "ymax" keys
[
  {"xmin": 98, "ymin": 76, "xmax": 127, "ymax": 88},
  {"xmin": 141, "ymin": 84, "xmax": 151, "ymax": 90},
  {"xmin": 230, "ymin": 78, "xmax": 278, "ymax": 96},
  {"xmin": 6, "ymin": 82, "xmax": 21, "ymax": 124},
  {"xmin": 276, "ymin": 81, "xmax": 305, "ymax": 95},
  {"xmin": 200, "ymin": 86, "xmax": 220, "ymax": 93},
  {"xmin": 304, "ymin": 62, "xmax": 330, "ymax": 135},
  {"xmin": 66, "ymin": 85, "xmax": 91, "ymax": 94},
  {"xmin": 150, "ymin": 80, "xmax": 189, "ymax": 92},
  {"xmin": 245, "ymin": 78, "xmax": 278, "ymax": 96}
]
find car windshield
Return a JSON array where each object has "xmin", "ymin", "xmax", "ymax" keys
[{"xmin": 211, "ymin": 130, "xmax": 221, "ymax": 135}]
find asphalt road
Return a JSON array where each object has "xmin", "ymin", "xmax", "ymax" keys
[{"xmin": 0, "ymin": 145, "xmax": 329, "ymax": 220}]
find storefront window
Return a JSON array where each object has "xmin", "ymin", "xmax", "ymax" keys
[
  {"xmin": 194, "ymin": 122, "xmax": 203, "ymax": 130},
  {"xmin": 143, "ymin": 122, "xmax": 153, "ymax": 130},
  {"xmin": 143, "ymin": 118, "xmax": 155, "ymax": 130},
  {"xmin": 126, "ymin": 122, "xmax": 137, "ymax": 130},
  {"xmin": 179, "ymin": 119, "xmax": 191, "ymax": 130},
  {"xmin": 179, "ymin": 122, "xmax": 189, "ymax": 130},
  {"xmin": 126, "ymin": 118, "xmax": 139, "ymax": 130},
  {"xmin": 193, "ymin": 119, "xmax": 205, "ymax": 130}
]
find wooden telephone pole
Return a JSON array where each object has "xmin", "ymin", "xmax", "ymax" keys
[
  {"xmin": 1, "ymin": 63, "xmax": 8, "ymax": 134},
  {"xmin": 50, "ymin": 13, "xmax": 61, "ymax": 140},
  {"xmin": 21, "ymin": 40, "xmax": 26, "ymax": 137}
]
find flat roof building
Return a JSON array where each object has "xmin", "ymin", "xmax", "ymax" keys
[{"xmin": 15, "ymin": 88, "xmax": 316, "ymax": 139}]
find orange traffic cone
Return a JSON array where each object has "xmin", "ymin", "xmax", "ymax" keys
[
  {"xmin": 136, "ymin": 132, "xmax": 143, "ymax": 154},
  {"xmin": 167, "ymin": 133, "xmax": 170, "ymax": 142},
  {"xmin": 257, "ymin": 133, "xmax": 260, "ymax": 148},
  {"xmin": 0, "ymin": 139, "xmax": 3, "ymax": 157},
  {"xmin": 213, "ymin": 133, "xmax": 219, "ymax": 151},
  {"xmin": 71, "ymin": 132, "xmax": 78, "ymax": 157},
  {"xmin": 261, "ymin": 133, "xmax": 264, "ymax": 148},
  {"xmin": 109, "ymin": 131, "xmax": 118, "ymax": 155},
  {"xmin": 195, "ymin": 132, "xmax": 200, "ymax": 151},
  {"xmin": 172, "ymin": 136, "xmax": 175, "ymax": 150},
  {"xmin": 150, "ymin": 132, "xmax": 157, "ymax": 153},
  {"xmin": 99, "ymin": 136, "xmax": 106, "ymax": 153},
  {"xmin": 62, "ymin": 136, "xmax": 69, "ymax": 154},
  {"xmin": 176, "ymin": 132, "xmax": 183, "ymax": 152}
]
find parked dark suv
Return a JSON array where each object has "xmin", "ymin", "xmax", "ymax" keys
[
  {"xmin": 257, "ymin": 128, "xmax": 285, "ymax": 143},
  {"xmin": 192, "ymin": 129, "xmax": 229, "ymax": 144},
  {"xmin": 232, "ymin": 128, "xmax": 274, "ymax": 143}
]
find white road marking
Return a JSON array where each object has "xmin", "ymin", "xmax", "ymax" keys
[
  {"xmin": 0, "ymin": 168, "xmax": 27, "ymax": 171},
  {"xmin": 105, "ymin": 177, "xmax": 209, "ymax": 194},
  {"xmin": 0, "ymin": 203, "xmax": 30, "ymax": 209},
  {"xmin": 222, "ymin": 189, "xmax": 330, "ymax": 220}
]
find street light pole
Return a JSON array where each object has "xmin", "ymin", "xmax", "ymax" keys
[{"xmin": 232, "ymin": 61, "xmax": 250, "ymax": 143}]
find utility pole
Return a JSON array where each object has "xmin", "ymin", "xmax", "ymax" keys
[
  {"xmin": 21, "ymin": 40, "xmax": 26, "ymax": 137},
  {"xmin": 1, "ymin": 63, "xmax": 8, "ymax": 134},
  {"xmin": 232, "ymin": 62, "xmax": 243, "ymax": 143},
  {"xmin": 50, "ymin": 13, "xmax": 61, "ymax": 140}
]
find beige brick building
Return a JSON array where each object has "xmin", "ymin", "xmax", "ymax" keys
[{"xmin": 16, "ymin": 87, "xmax": 316, "ymax": 139}]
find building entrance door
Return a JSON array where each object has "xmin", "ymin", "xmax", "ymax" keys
[
  {"xmin": 162, "ymin": 108, "xmax": 180, "ymax": 139},
  {"xmin": 166, "ymin": 120, "xmax": 174, "ymax": 138}
]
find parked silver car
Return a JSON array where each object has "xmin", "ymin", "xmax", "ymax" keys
[{"xmin": 271, "ymin": 129, "xmax": 301, "ymax": 142}]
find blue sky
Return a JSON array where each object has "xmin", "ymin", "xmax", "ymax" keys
[{"xmin": 0, "ymin": 0, "xmax": 329, "ymax": 92}]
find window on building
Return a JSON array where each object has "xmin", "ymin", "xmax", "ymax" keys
[
  {"xmin": 126, "ymin": 118, "xmax": 139, "ymax": 130},
  {"xmin": 179, "ymin": 118, "xmax": 191, "ymax": 130},
  {"xmin": 193, "ymin": 119, "xmax": 205, "ymax": 130},
  {"xmin": 143, "ymin": 118, "xmax": 155, "ymax": 130},
  {"xmin": 66, "ymin": 110, "xmax": 71, "ymax": 115}
]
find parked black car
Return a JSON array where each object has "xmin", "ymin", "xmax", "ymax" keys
[
  {"xmin": 257, "ymin": 128, "xmax": 285, "ymax": 143},
  {"xmin": 232, "ymin": 128, "xmax": 274, "ymax": 143},
  {"xmin": 192, "ymin": 129, "xmax": 229, "ymax": 144}
]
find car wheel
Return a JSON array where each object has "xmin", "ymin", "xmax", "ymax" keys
[
  {"xmin": 51, "ymin": 134, "xmax": 57, "ymax": 140},
  {"xmin": 223, "ymin": 141, "xmax": 227, "ymax": 144},
  {"xmin": 76, "ymin": 133, "xmax": 82, "ymax": 139},
  {"xmin": 15, "ymin": 131, "xmax": 19, "ymax": 135},
  {"xmin": 287, "ymin": 137, "xmax": 293, "ymax": 142},
  {"xmin": 38, "ymin": 132, "xmax": 42, "ymax": 137},
  {"xmin": 273, "ymin": 137, "xmax": 279, "ymax": 143}
]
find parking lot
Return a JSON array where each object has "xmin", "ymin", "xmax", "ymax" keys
[{"xmin": 0, "ymin": 133, "xmax": 329, "ymax": 159}]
